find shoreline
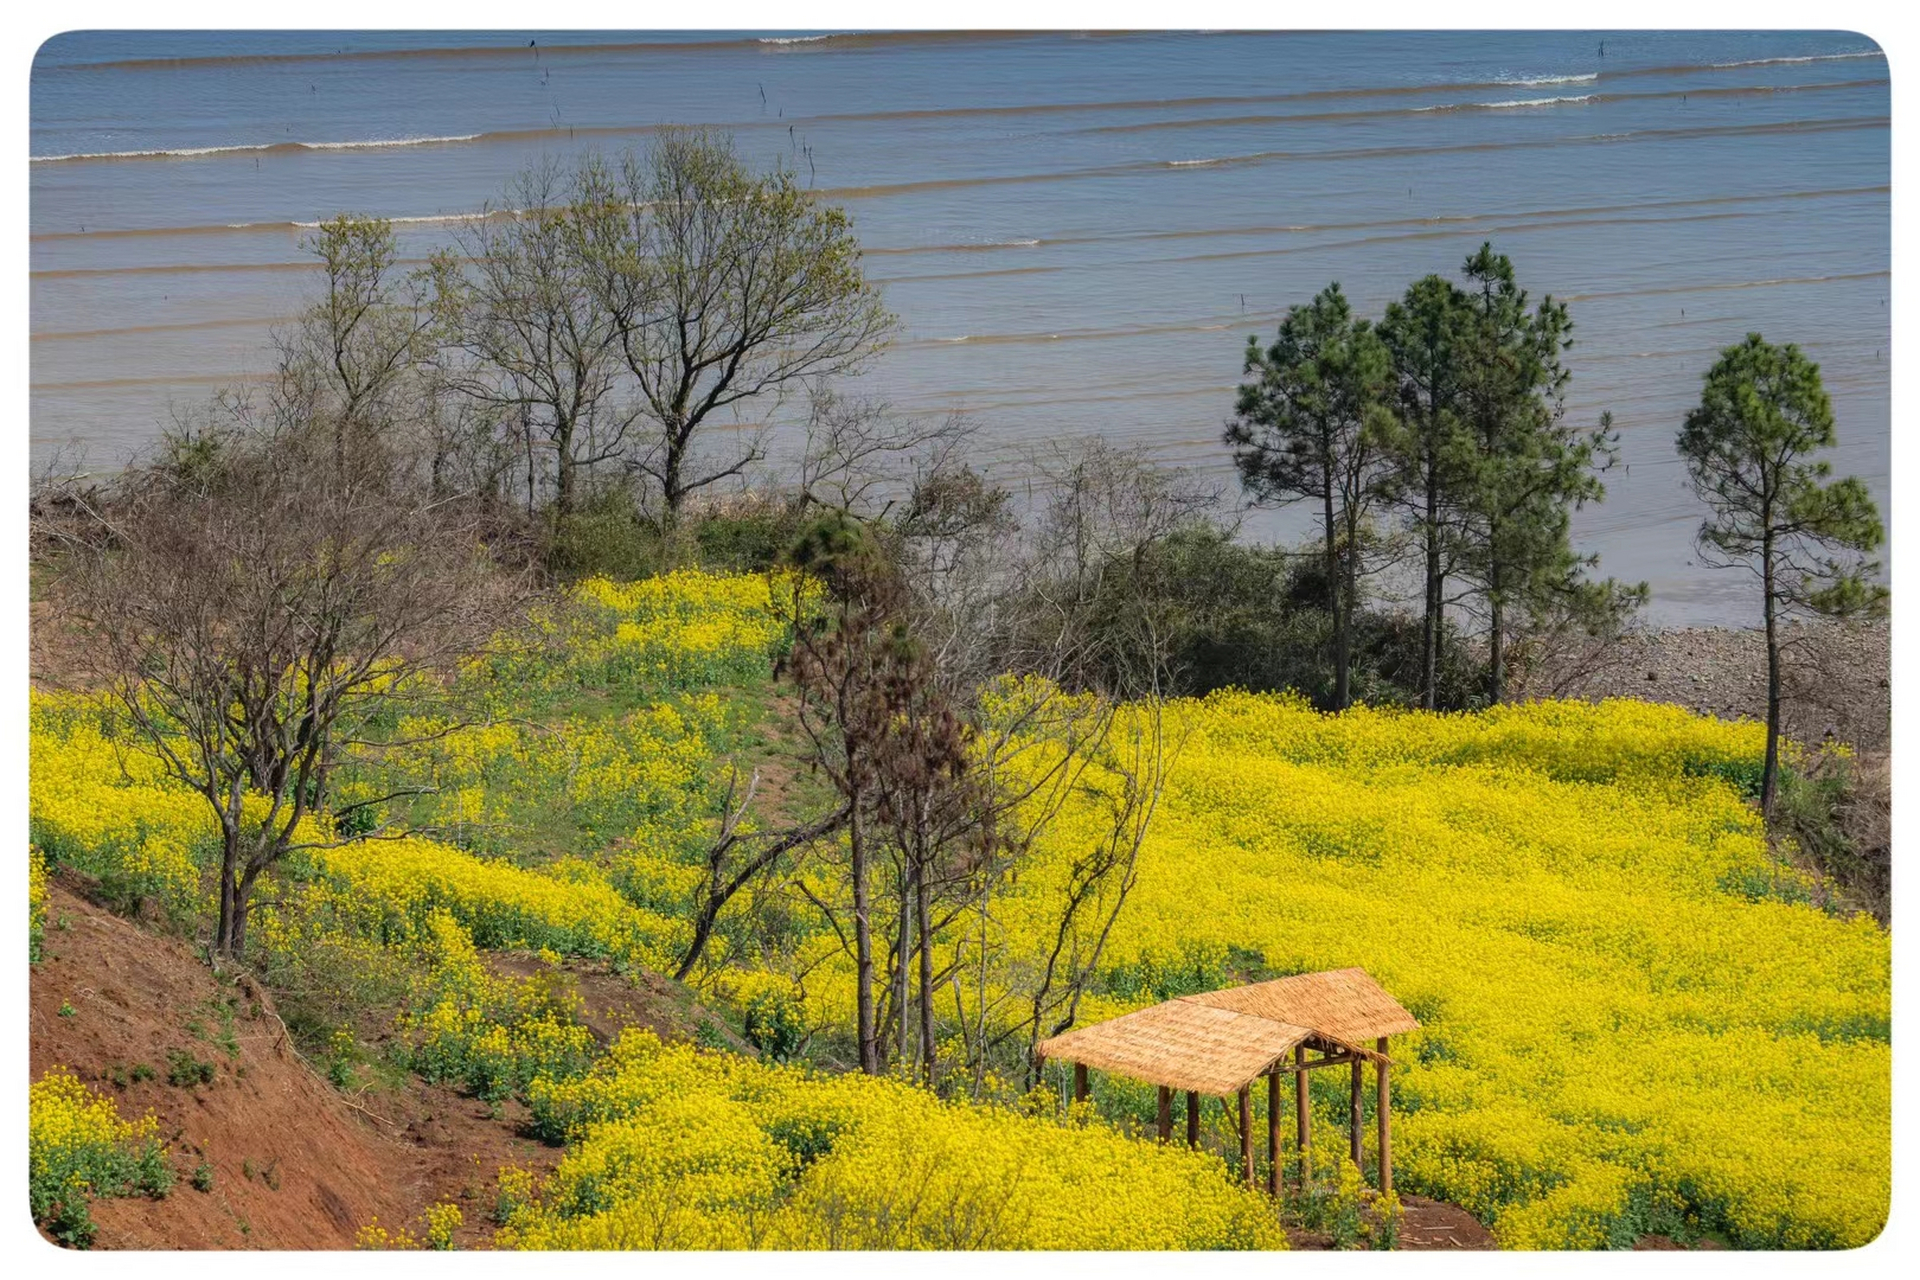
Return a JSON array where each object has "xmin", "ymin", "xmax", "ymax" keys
[{"xmin": 1534, "ymin": 617, "xmax": 1890, "ymax": 754}]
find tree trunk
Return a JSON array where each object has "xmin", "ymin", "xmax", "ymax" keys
[
  {"xmin": 850, "ymin": 802, "xmax": 878, "ymax": 1074},
  {"xmin": 229, "ymin": 867, "xmax": 259, "ymax": 958},
  {"xmin": 915, "ymin": 849, "xmax": 936, "ymax": 1085},
  {"xmin": 1761, "ymin": 529, "xmax": 1781, "ymax": 821},
  {"xmin": 894, "ymin": 858, "xmax": 913, "ymax": 1073},
  {"xmin": 1422, "ymin": 462, "xmax": 1442, "ymax": 711},
  {"xmin": 1325, "ymin": 484, "xmax": 1348, "ymax": 711},
  {"xmin": 522, "ymin": 410, "xmax": 537, "ymax": 518},
  {"xmin": 662, "ymin": 421, "xmax": 687, "ymax": 526},
  {"xmin": 1342, "ymin": 516, "xmax": 1362, "ymax": 716},
  {"xmin": 554, "ymin": 414, "xmax": 576, "ymax": 519},
  {"xmin": 1488, "ymin": 556, "xmax": 1505, "ymax": 705},
  {"xmin": 214, "ymin": 844, "xmax": 239, "ymax": 958}
]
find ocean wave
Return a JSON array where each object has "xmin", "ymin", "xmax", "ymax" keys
[
  {"xmin": 63, "ymin": 30, "xmax": 1045, "ymax": 72},
  {"xmin": 305, "ymin": 134, "xmax": 481, "ymax": 151},
  {"xmin": 31, "ymin": 134, "xmax": 482, "ymax": 163},
  {"xmin": 289, "ymin": 211, "xmax": 483, "ymax": 229},
  {"xmin": 1168, "ymin": 157, "xmax": 1226, "ymax": 167},
  {"xmin": 1480, "ymin": 95, "xmax": 1594, "ymax": 109},
  {"xmin": 1415, "ymin": 94, "xmax": 1592, "ymax": 113},
  {"xmin": 1495, "ymin": 73, "xmax": 1599, "ymax": 86},
  {"xmin": 1708, "ymin": 51, "xmax": 1882, "ymax": 69}
]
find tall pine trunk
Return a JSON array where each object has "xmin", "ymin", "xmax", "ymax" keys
[
  {"xmin": 1488, "ymin": 554, "xmax": 1506, "ymax": 705},
  {"xmin": 1761, "ymin": 527, "xmax": 1781, "ymax": 821},
  {"xmin": 1342, "ymin": 508, "xmax": 1362, "ymax": 717},
  {"xmin": 1422, "ymin": 456, "xmax": 1442, "ymax": 711},
  {"xmin": 1325, "ymin": 484, "xmax": 1347, "ymax": 710}
]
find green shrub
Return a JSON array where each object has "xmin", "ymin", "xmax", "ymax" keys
[
  {"xmin": 741, "ymin": 988, "xmax": 806, "ymax": 1063},
  {"xmin": 545, "ymin": 485, "xmax": 665, "ymax": 583},
  {"xmin": 166, "ymin": 1049, "xmax": 215, "ymax": 1088}
]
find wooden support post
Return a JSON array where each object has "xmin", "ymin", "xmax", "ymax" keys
[
  {"xmin": 1186, "ymin": 1090, "xmax": 1200, "ymax": 1148},
  {"xmin": 1157, "ymin": 1086, "xmax": 1172, "ymax": 1143},
  {"xmin": 1266, "ymin": 1071, "xmax": 1282, "ymax": 1198},
  {"xmin": 1294, "ymin": 1046, "xmax": 1310, "ymax": 1185},
  {"xmin": 1238, "ymin": 1085, "xmax": 1254, "ymax": 1188},
  {"xmin": 1073, "ymin": 1062, "xmax": 1088, "ymax": 1104},
  {"xmin": 1377, "ymin": 1037, "xmax": 1393, "ymax": 1197},
  {"xmin": 1349, "ymin": 1057, "xmax": 1365, "ymax": 1168}
]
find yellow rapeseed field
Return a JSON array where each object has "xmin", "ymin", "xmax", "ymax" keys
[
  {"xmin": 505, "ymin": 1028, "xmax": 1286, "ymax": 1250},
  {"xmin": 27, "ymin": 570, "xmax": 1890, "ymax": 1250},
  {"xmin": 1097, "ymin": 693, "xmax": 1887, "ymax": 1248}
]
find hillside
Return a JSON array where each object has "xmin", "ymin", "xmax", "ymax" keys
[{"xmin": 28, "ymin": 570, "xmax": 1887, "ymax": 1250}]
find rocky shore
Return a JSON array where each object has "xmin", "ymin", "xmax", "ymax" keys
[{"xmin": 1550, "ymin": 618, "xmax": 1890, "ymax": 754}]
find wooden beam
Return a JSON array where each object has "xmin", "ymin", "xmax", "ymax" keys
[
  {"xmin": 1239, "ymin": 1085, "xmax": 1254, "ymax": 1188},
  {"xmin": 1157, "ymin": 1085, "xmax": 1172, "ymax": 1144},
  {"xmin": 1294, "ymin": 1045, "xmax": 1310, "ymax": 1185},
  {"xmin": 1349, "ymin": 1057, "xmax": 1364, "ymax": 1168},
  {"xmin": 1377, "ymin": 1036, "xmax": 1393, "ymax": 1198},
  {"xmin": 1186, "ymin": 1089, "xmax": 1200, "ymax": 1149},
  {"xmin": 1275, "ymin": 1050, "xmax": 1382, "ymax": 1073},
  {"xmin": 1266, "ymin": 1071, "xmax": 1282, "ymax": 1198}
]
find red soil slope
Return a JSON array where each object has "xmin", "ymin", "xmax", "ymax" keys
[{"xmin": 29, "ymin": 880, "xmax": 558, "ymax": 1249}]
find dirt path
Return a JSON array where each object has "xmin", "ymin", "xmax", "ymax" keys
[{"xmin": 1398, "ymin": 1195, "xmax": 1497, "ymax": 1249}]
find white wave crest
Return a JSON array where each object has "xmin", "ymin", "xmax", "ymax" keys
[
  {"xmin": 1479, "ymin": 95, "xmax": 1594, "ymax": 109},
  {"xmin": 33, "ymin": 142, "xmax": 266, "ymax": 162},
  {"xmin": 302, "ymin": 134, "xmax": 481, "ymax": 151},
  {"xmin": 33, "ymin": 133, "xmax": 482, "ymax": 163},
  {"xmin": 1709, "ymin": 51, "xmax": 1881, "ymax": 69},
  {"xmin": 1495, "ymin": 73, "xmax": 1599, "ymax": 86}
]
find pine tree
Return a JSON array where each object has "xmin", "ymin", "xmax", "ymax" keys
[
  {"xmin": 1452, "ymin": 244, "xmax": 1636, "ymax": 704},
  {"xmin": 1225, "ymin": 282, "xmax": 1395, "ymax": 710},
  {"xmin": 1377, "ymin": 275, "xmax": 1474, "ymax": 709},
  {"xmin": 1678, "ymin": 333, "xmax": 1886, "ymax": 819}
]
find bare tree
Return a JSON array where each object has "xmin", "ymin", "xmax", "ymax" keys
[
  {"xmin": 793, "ymin": 390, "xmax": 978, "ymax": 519},
  {"xmin": 1009, "ymin": 438, "xmax": 1222, "ymax": 693},
  {"xmin": 594, "ymin": 131, "xmax": 896, "ymax": 523},
  {"xmin": 433, "ymin": 161, "xmax": 634, "ymax": 520},
  {"xmin": 1020, "ymin": 697, "xmax": 1174, "ymax": 1078},
  {"xmin": 43, "ymin": 418, "xmax": 514, "ymax": 960},
  {"xmin": 672, "ymin": 765, "xmax": 850, "ymax": 984},
  {"xmin": 276, "ymin": 214, "xmax": 437, "ymax": 477}
]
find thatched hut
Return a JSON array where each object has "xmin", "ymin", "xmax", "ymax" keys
[{"xmin": 1036, "ymin": 967, "xmax": 1417, "ymax": 1197}]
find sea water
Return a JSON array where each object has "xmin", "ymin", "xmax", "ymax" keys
[{"xmin": 29, "ymin": 29, "xmax": 1890, "ymax": 624}]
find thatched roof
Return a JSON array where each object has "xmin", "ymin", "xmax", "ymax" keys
[
  {"xmin": 1036, "ymin": 1000, "xmax": 1316, "ymax": 1096},
  {"xmin": 1186, "ymin": 967, "xmax": 1421, "ymax": 1044},
  {"xmin": 1036, "ymin": 968, "xmax": 1416, "ymax": 1096}
]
